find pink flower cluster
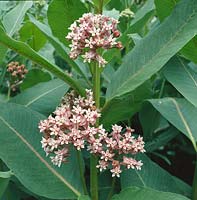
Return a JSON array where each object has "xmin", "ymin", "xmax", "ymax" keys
[
  {"xmin": 95, "ymin": 125, "xmax": 145, "ymax": 177},
  {"xmin": 7, "ymin": 61, "xmax": 28, "ymax": 91},
  {"xmin": 39, "ymin": 90, "xmax": 145, "ymax": 177},
  {"xmin": 66, "ymin": 13, "xmax": 122, "ymax": 66}
]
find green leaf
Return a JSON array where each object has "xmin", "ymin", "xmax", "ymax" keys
[
  {"xmin": 106, "ymin": 0, "xmax": 197, "ymax": 100},
  {"xmin": 93, "ymin": 0, "xmax": 112, "ymax": 10},
  {"xmin": 139, "ymin": 102, "xmax": 163, "ymax": 140},
  {"xmin": 120, "ymin": 0, "xmax": 155, "ymax": 46},
  {"xmin": 163, "ymin": 57, "xmax": 197, "ymax": 107},
  {"xmin": 129, "ymin": 0, "xmax": 155, "ymax": 32},
  {"xmin": 78, "ymin": 195, "xmax": 91, "ymax": 200},
  {"xmin": 121, "ymin": 154, "xmax": 191, "ymax": 197},
  {"xmin": 0, "ymin": 103, "xmax": 82, "ymax": 199},
  {"xmin": 2, "ymin": 1, "xmax": 33, "ymax": 36},
  {"xmin": 112, "ymin": 187, "xmax": 190, "ymax": 200},
  {"xmin": 145, "ymin": 127, "xmax": 179, "ymax": 152},
  {"xmin": 0, "ymin": 26, "xmax": 85, "ymax": 96},
  {"xmin": 19, "ymin": 21, "xmax": 47, "ymax": 51},
  {"xmin": 149, "ymin": 98, "xmax": 197, "ymax": 151},
  {"xmin": 180, "ymin": 36, "xmax": 197, "ymax": 64},
  {"xmin": 28, "ymin": 15, "xmax": 89, "ymax": 82},
  {"xmin": 21, "ymin": 68, "xmax": 51, "ymax": 91},
  {"xmin": 0, "ymin": 44, "xmax": 7, "ymax": 64},
  {"xmin": 0, "ymin": 171, "xmax": 13, "ymax": 198},
  {"xmin": 101, "ymin": 82, "xmax": 152, "ymax": 128},
  {"xmin": 155, "ymin": 0, "xmax": 179, "ymax": 21},
  {"xmin": 10, "ymin": 79, "xmax": 69, "ymax": 116},
  {"xmin": 47, "ymin": 0, "xmax": 87, "ymax": 46}
]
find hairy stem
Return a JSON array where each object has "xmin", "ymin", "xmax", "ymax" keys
[
  {"xmin": 76, "ymin": 151, "xmax": 88, "ymax": 195},
  {"xmin": 192, "ymin": 154, "xmax": 197, "ymax": 200},
  {"xmin": 90, "ymin": 63, "xmax": 100, "ymax": 200}
]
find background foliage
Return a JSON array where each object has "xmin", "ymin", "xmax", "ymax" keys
[{"xmin": 0, "ymin": 0, "xmax": 197, "ymax": 200}]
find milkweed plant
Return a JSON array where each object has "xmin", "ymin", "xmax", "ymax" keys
[{"xmin": 0, "ymin": 1, "xmax": 197, "ymax": 200}]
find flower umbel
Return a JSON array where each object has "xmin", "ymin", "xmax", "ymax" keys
[
  {"xmin": 7, "ymin": 61, "xmax": 28, "ymax": 91},
  {"xmin": 39, "ymin": 90, "xmax": 145, "ymax": 177},
  {"xmin": 66, "ymin": 13, "xmax": 122, "ymax": 67}
]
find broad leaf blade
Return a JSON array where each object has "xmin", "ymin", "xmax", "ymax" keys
[
  {"xmin": 149, "ymin": 98, "xmax": 197, "ymax": 151},
  {"xmin": 101, "ymin": 82, "xmax": 152, "ymax": 128},
  {"xmin": 2, "ymin": 1, "xmax": 33, "ymax": 36},
  {"xmin": 20, "ymin": 68, "xmax": 52, "ymax": 91},
  {"xmin": 47, "ymin": 0, "xmax": 87, "ymax": 46},
  {"xmin": 112, "ymin": 187, "xmax": 190, "ymax": 200},
  {"xmin": 19, "ymin": 21, "xmax": 47, "ymax": 51},
  {"xmin": 155, "ymin": 0, "xmax": 179, "ymax": 21},
  {"xmin": 106, "ymin": 0, "xmax": 197, "ymax": 100},
  {"xmin": 180, "ymin": 36, "xmax": 197, "ymax": 64},
  {"xmin": 10, "ymin": 79, "xmax": 69, "ymax": 116},
  {"xmin": 121, "ymin": 154, "xmax": 191, "ymax": 197},
  {"xmin": 0, "ymin": 103, "xmax": 82, "ymax": 199},
  {"xmin": 163, "ymin": 57, "xmax": 197, "ymax": 107}
]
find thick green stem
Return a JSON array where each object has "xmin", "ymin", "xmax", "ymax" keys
[
  {"xmin": 76, "ymin": 151, "xmax": 88, "ymax": 195},
  {"xmin": 90, "ymin": 63, "xmax": 100, "ymax": 200},
  {"xmin": 192, "ymin": 154, "xmax": 197, "ymax": 200},
  {"xmin": 90, "ymin": 1, "xmax": 103, "ymax": 199},
  {"xmin": 98, "ymin": 0, "xmax": 103, "ymax": 14},
  {"xmin": 107, "ymin": 177, "xmax": 116, "ymax": 200}
]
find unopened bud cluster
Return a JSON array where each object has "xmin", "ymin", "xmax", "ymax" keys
[
  {"xmin": 39, "ymin": 90, "xmax": 145, "ymax": 177},
  {"xmin": 66, "ymin": 13, "xmax": 122, "ymax": 66},
  {"xmin": 7, "ymin": 62, "xmax": 28, "ymax": 91}
]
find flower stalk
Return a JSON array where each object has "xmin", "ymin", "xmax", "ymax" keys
[{"xmin": 90, "ymin": 62, "xmax": 100, "ymax": 200}]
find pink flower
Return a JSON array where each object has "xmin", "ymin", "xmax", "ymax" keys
[
  {"xmin": 110, "ymin": 165, "xmax": 122, "ymax": 177},
  {"xmin": 38, "ymin": 89, "xmax": 145, "ymax": 177},
  {"xmin": 101, "ymin": 150, "xmax": 115, "ymax": 161},
  {"xmin": 96, "ymin": 160, "xmax": 108, "ymax": 172},
  {"xmin": 66, "ymin": 13, "xmax": 122, "ymax": 67}
]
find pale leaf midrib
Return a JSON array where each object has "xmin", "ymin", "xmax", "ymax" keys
[
  {"xmin": 170, "ymin": 98, "xmax": 197, "ymax": 151},
  {"xmin": 25, "ymin": 83, "xmax": 65, "ymax": 107},
  {"xmin": 0, "ymin": 115, "xmax": 80, "ymax": 196},
  {"xmin": 8, "ymin": 2, "xmax": 28, "ymax": 36},
  {"xmin": 134, "ymin": 169, "xmax": 147, "ymax": 187},
  {"xmin": 178, "ymin": 57, "xmax": 197, "ymax": 87},
  {"xmin": 109, "ymin": 7, "xmax": 197, "ymax": 99}
]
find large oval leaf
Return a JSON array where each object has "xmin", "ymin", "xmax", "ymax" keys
[
  {"xmin": 10, "ymin": 79, "xmax": 69, "ymax": 116},
  {"xmin": 0, "ymin": 103, "xmax": 83, "ymax": 199},
  {"xmin": 149, "ymin": 98, "xmax": 197, "ymax": 151},
  {"xmin": 121, "ymin": 154, "xmax": 191, "ymax": 197},
  {"xmin": 112, "ymin": 187, "xmax": 190, "ymax": 200},
  {"xmin": 106, "ymin": 0, "xmax": 197, "ymax": 100},
  {"xmin": 47, "ymin": 0, "xmax": 87, "ymax": 46},
  {"xmin": 163, "ymin": 57, "xmax": 197, "ymax": 107}
]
